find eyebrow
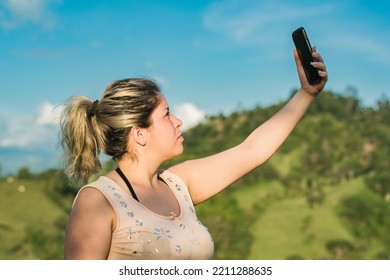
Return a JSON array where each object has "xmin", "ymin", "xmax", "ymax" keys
[{"xmin": 162, "ymin": 106, "xmax": 170, "ymax": 116}]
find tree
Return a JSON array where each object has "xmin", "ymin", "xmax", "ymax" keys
[
  {"xmin": 337, "ymin": 190, "xmax": 390, "ymax": 255},
  {"xmin": 17, "ymin": 167, "xmax": 34, "ymax": 180},
  {"xmin": 365, "ymin": 147, "xmax": 390, "ymax": 199}
]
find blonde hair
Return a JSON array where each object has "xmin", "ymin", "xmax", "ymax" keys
[{"xmin": 60, "ymin": 78, "xmax": 161, "ymax": 186}]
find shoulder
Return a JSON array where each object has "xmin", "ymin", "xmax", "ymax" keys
[
  {"xmin": 71, "ymin": 189, "xmax": 111, "ymax": 226},
  {"xmin": 67, "ymin": 179, "xmax": 116, "ymax": 242},
  {"xmin": 75, "ymin": 186, "xmax": 107, "ymax": 207},
  {"xmin": 160, "ymin": 168, "xmax": 192, "ymax": 199},
  {"xmin": 164, "ymin": 161, "xmax": 191, "ymax": 181},
  {"xmin": 160, "ymin": 168, "xmax": 187, "ymax": 186},
  {"xmin": 65, "ymin": 181, "xmax": 115, "ymax": 259},
  {"xmin": 72, "ymin": 177, "xmax": 116, "ymax": 218},
  {"xmin": 73, "ymin": 176, "xmax": 115, "ymax": 204}
]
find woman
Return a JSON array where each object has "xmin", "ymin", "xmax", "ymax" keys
[{"xmin": 61, "ymin": 48, "xmax": 327, "ymax": 259}]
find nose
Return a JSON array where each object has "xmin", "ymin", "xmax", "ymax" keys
[{"xmin": 172, "ymin": 114, "xmax": 183, "ymax": 128}]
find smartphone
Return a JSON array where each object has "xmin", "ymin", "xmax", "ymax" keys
[{"xmin": 292, "ymin": 27, "xmax": 321, "ymax": 85}]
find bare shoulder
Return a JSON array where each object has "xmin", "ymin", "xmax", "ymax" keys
[
  {"xmin": 166, "ymin": 161, "xmax": 192, "ymax": 182},
  {"xmin": 73, "ymin": 186, "xmax": 111, "ymax": 210},
  {"xmin": 70, "ymin": 186, "xmax": 115, "ymax": 226},
  {"xmin": 64, "ymin": 186, "xmax": 115, "ymax": 259}
]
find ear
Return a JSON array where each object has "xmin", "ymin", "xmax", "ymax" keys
[{"xmin": 130, "ymin": 126, "xmax": 147, "ymax": 146}]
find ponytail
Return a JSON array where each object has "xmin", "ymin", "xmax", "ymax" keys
[{"xmin": 60, "ymin": 96, "xmax": 106, "ymax": 186}]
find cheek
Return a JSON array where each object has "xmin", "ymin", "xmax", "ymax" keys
[
  {"xmin": 151, "ymin": 122, "xmax": 174, "ymax": 142},
  {"xmin": 160, "ymin": 120, "xmax": 175, "ymax": 134}
]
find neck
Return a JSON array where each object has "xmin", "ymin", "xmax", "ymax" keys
[{"xmin": 116, "ymin": 159, "xmax": 161, "ymax": 188}]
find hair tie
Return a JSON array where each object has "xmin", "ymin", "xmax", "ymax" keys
[{"xmin": 88, "ymin": 100, "xmax": 99, "ymax": 118}]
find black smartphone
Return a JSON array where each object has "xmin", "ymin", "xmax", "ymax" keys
[{"xmin": 292, "ymin": 27, "xmax": 321, "ymax": 85}]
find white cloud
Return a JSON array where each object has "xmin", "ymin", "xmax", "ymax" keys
[
  {"xmin": 173, "ymin": 103, "xmax": 207, "ymax": 131},
  {"xmin": 7, "ymin": 0, "xmax": 46, "ymax": 18},
  {"xmin": 37, "ymin": 102, "xmax": 64, "ymax": 125},
  {"xmin": 0, "ymin": 101, "xmax": 62, "ymax": 148},
  {"xmin": 0, "ymin": 0, "xmax": 61, "ymax": 29}
]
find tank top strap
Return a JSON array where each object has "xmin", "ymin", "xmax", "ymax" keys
[{"xmin": 115, "ymin": 167, "xmax": 139, "ymax": 202}]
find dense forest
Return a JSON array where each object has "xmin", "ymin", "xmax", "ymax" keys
[{"xmin": 1, "ymin": 89, "xmax": 389, "ymax": 259}]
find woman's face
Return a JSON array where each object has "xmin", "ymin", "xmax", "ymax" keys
[{"xmin": 146, "ymin": 94, "xmax": 184, "ymax": 161}]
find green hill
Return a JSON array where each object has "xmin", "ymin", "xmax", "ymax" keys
[
  {"xmin": 1, "ymin": 90, "xmax": 389, "ymax": 259},
  {"xmin": 0, "ymin": 176, "xmax": 69, "ymax": 259}
]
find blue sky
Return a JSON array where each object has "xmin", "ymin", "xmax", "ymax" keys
[{"xmin": 0, "ymin": 0, "xmax": 389, "ymax": 174}]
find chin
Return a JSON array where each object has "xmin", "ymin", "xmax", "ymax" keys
[
  {"xmin": 173, "ymin": 146, "xmax": 184, "ymax": 157},
  {"xmin": 176, "ymin": 147, "xmax": 184, "ymax": 156}
]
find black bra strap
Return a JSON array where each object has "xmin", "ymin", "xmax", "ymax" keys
[{"xmin": 115, "ymin": 167, "xmax": 139, "ymax": 202}]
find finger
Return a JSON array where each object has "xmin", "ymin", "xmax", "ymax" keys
[
  {"xmin": 312, "ymin": 52, "xmax": 324, "ymax": 62},
  {"xmin": 317, "ymin": 67, "xmax": 328, "ymax": 84},
  {"xmin": 311, "ymin": 61, "xmax": 326, "ymax": 71},
  {"xmin": 318, "ymin": 70, "xmax": 328, "ymax": 78}
]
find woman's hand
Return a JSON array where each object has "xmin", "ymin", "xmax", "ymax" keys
[{"xmin": 294, "ymin": 46, "xmax": 328, "ymax": 97}]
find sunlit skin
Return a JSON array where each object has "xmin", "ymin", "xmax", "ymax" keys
[
  {"xmin": 141, "ymin": 95, "xmax": 185, "ymax": 163},
  {"xmin": 64, "ymin": 48, "xmax": 327, "ymax": 259}
]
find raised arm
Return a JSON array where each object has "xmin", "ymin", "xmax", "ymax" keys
[{"xmin": 169, "ymin": 49, "xmax": 328, "ymax": 205}]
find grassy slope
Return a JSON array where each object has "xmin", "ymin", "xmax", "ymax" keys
[
  {"xmin": 233, "ymin": 176, "xmax": 384, "ymax": 259},
  {"xmin": 0, "ymin": 178, "xmax": 66, "ymax": 259}
]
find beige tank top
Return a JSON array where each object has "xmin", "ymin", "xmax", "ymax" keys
[{"xmin": 75, "ymin": 169, "xmax": 214, "ymax": 260}]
